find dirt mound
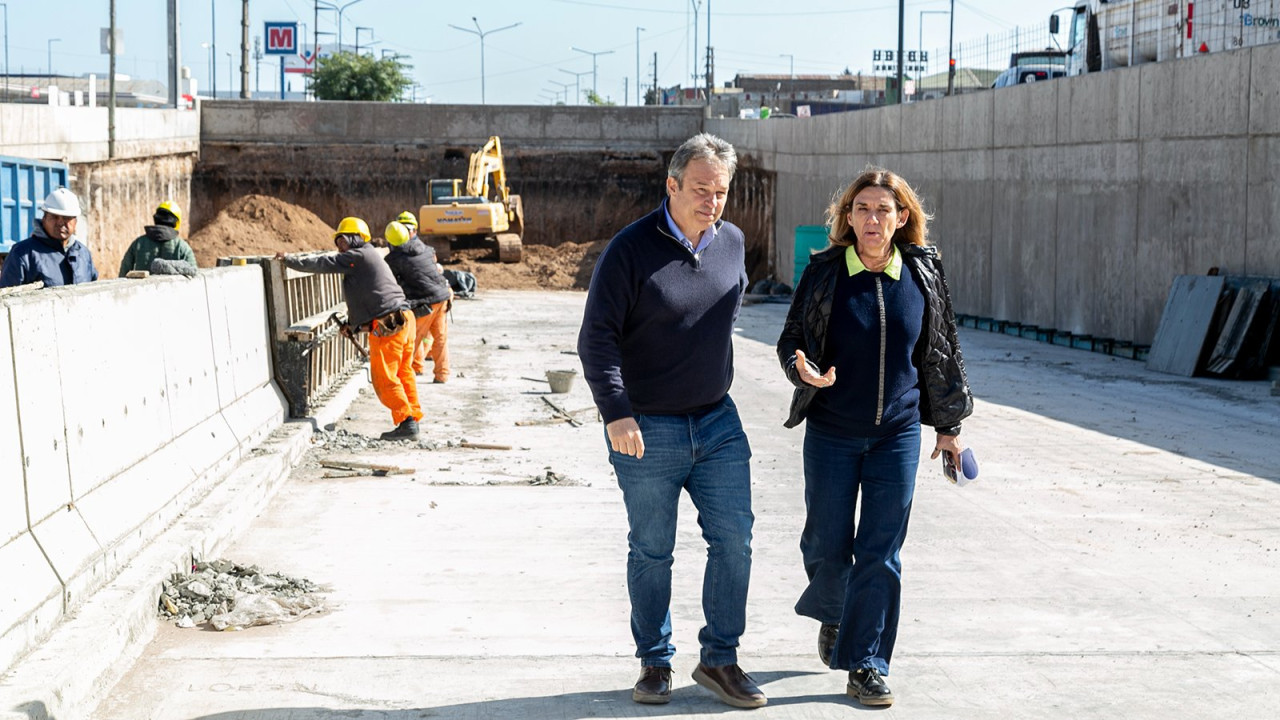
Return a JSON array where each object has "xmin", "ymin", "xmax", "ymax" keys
[
  {"xmin": 448, "ymin": 239, "xmax": 609, "ymax": 291},
  {"xmin": 190, "ymin": 195, "xmax": 335, "ymax": 267}
]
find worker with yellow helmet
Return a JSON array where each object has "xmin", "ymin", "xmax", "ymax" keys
[
  {"xmin": 275, "ymin": 216, "xmax": 423, "ymax": 440},
  {"xmin": 384, "ymin": 211, "xmax": 452, "ymax": 383},
  {"xmin": 119, "ymin": 200, "xmax": 197, "ymax": 276}
]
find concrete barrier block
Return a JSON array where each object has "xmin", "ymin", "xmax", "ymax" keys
[
  {"xmin": 437, "ymin": 108, "xmax": 493, "ymax": 142},
  {"xmin": 1249, "ymin": 44, "xmax": 1280, "ymax": 135},
  {"xmin": 251, "ymin": 104, "xmax": 315, "ymax": 140},
  {"xmin": 203, "ymin": 268, "xmax": 271, "ymax": 407},
  {"xmin": 174, "ymin": 413, "xmax": 240, "ymax": 481},
  {"xmin": 0, "ymin": 534, "xmax": 62, "ymax": 673},
  {"xmin": 220, "ymin": 385, "xmax": 287, "ymax": 451},
  {"xmin": 29, "ymin": 503, "xmax": 100, "ymax": 598},
  {"xmin": 942, "ymin": 91, "xmax": 993, "ymax": 151},
  {"xmin": 545, "ymin": 109, "xmax": 601, "ymax": 144},
  {"xmin": 656, "ymin": 109, "xmax": 704, "ymax": 143},
  {"xmin": 1140, "ymin": 50, "xmax": 1249, "ymax": 140},
  {"xmin": 834, "ymin": 111, "xmax": 868, "ymax": 157},
  {"xmin": 54, "ymin": 283, "xmax": 172, "ymax": 500},
  {"xmin": 901, "ymin": 100, "xmax": 942, "ymax": 153},
  {"xmin": 1058, "ymin": 70, "xmax": 1140, "ymax": 145},
  {"xmin": 1246, "ymin": 137, "xmax": 1280, "ymax": 277},
  {"xmin": 199, "ymin": 103, "xmax": 260, "ymax": 140},
  {"xmin": 490, "ymin": 109, "xmax": 549, "ymax": 143},
  {"xmin": 994, "ymin": 80, "xmax": 1059, "ymax": 148},
  {"xmin": 866, "ymin": 105, "xmax": 903, "ymax": 154},
  {"xmin": 157, "ymin": 278, "xmax": 223, "ymax": 439},
  {"xmin": 938, "ymin": 149, "xmax": 994, "ymax": 317},
  {"xmin": 74, "ymin": 442, "xmax": 195, "ymax": 569},
  {"xmin": 0, "ymin": 306, "xmax": 26, "ymax": 546},
  {"xmin": 370, "ymin": 104, "xmax": 434, "ymax": 143},
  {"xmin": 990, "ymin": 146, "xmax": 1059, "ymax": 327},
  {"xmin": 4, "ymin": 293, "xmax": 72, "ymax": 525},
  {"xmin": 600, "ymin": 109, "xmax": 658, "ymax": 143}
]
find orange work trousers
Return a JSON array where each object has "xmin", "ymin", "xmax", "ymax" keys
[
  {"xmin": 412, "ymin": 300, "xmax": 450, "ymax": 382},
  {"xmin": 368, "ymin": 310, "xmax": 422, "ymax": 426}
]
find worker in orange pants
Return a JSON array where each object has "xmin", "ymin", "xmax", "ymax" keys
[
  {"xmin": 385, "ymin": 215, "xmax": 452, "ymax": 383},
  {"xmin": 278, "ymin": 217, "xmax": 422, "ymax": 440}
]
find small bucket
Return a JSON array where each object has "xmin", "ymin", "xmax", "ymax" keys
[{"xmin": 545, "ymin": 369, "xmax": 577, "ymax": 394}]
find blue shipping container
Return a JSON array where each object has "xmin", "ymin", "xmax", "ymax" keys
[{"xmin": 1, "ymin": 155, "xmax": 70, "ymax": 256}]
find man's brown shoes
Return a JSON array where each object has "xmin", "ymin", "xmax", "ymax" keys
[
  {"xmin": 632, "ymin": 666, "xmax": 673, "ymax": 704},
  {"xmin": 692, "ymin": 663, "xmax": 767, "ymax": 708}
]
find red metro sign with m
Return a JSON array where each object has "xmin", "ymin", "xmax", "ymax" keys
[{"xmin": 264, "ymin": 22, "xmax": 298, "ymax": 55}]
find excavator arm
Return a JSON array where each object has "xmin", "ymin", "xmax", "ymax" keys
[{"xmin": 465, "ymin": 136, "xmax": 509, "ymax": 204}]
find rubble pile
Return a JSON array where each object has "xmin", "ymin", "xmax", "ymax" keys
[
  {"xmin": 159, "ymin": 559, "xmax": 325, "ymax": 631},
  {"xmin": 311, "ymin": 427, "xmax": 442, "ymax": 451}
]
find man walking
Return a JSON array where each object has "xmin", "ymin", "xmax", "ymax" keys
[
  {"xmin": 577, "ymin": 133, "xmax": 763, "ymax": 709},
  {"xmin": 276, "ymin": 217, "xmax": 422, "ymax": 440},
  {"xmin": 0, "ymin": 188, "xmax": 99, "ymax": 287}
]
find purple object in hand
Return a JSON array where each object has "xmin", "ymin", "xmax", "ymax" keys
[{"xmin": 943, "ymin": 448, "xmax": 979, "ymax": 486}]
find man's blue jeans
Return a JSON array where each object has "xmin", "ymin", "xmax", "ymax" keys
[
  {"xmin": 608, "ymin": 395, "xmax": 754, "ymax": 669},
  {"xmin": 796, "ymin": 423, "xmax": 920, "ymax": 675}
]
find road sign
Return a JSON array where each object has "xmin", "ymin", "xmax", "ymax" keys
[{"xmin": 264, "ymin": 22, "xmax": 298, "ymax": 55}]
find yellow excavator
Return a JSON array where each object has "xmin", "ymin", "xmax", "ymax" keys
[{"xmin": 418, "ymin": 135, "xmax": 525, "ymax": 263}]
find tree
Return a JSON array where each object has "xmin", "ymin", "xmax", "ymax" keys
[
  {"xmin": 584, "ymin": 89, "xmax": 615, "ymax": 106},
  {"xmin": 644, "ymin": 87, "xmax": 659, "ymax": 105},
  {"xmin": 310, "ymin": 51, "xmax": 412, "ymax": 102}
]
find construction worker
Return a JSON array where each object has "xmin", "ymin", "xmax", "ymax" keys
[
  {"xmin": 384, "ymin": 215, "xmax": 451, "ymax": 383},
  {"xmin": 119, "ymin": 201, "xmax": 197, "ymax": 276},
  {"xmin": 275, "ymin": 217, "xmax": 422, "ymax": 440},
  {"xmin": 0, "ymin": 188, "xmax": 99, "ymax": 288}
]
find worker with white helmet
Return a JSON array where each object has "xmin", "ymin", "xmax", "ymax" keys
[
  {"xmin": 275, "ymin": 217, "xmax": 423, "ymax": 441},
  {"xmin": 0, "ymin": 187, "xmax": 99, "ymax": 288},
  {"xmin": 119, "ymin": 200, "xmax": 197, "ymax": 276},
  {"xmin": 384, "ymin": 213, "xmax": 452, "ymax": 383}
]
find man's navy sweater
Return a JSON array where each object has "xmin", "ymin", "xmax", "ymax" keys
[{"xmin": 578, "ymin": 204, "xmax": 748, "ymax": 423}]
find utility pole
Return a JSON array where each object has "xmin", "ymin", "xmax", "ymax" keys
[
  {"xmin": 895, "ymin": 0, "xmax": 905, "ymax": 104},
  {"xmin": 947, "ymin": 0, "xmax": 956, "ymax": 96},
  {"xmin": 240, "ymin": 0, "xmax": 249, "ymax": 98},
  {"xmin": 705, "ymin": 0, "xmax": 712, "ymax": 104},
  {"xmin": 211, "ymin": 0, "xmax": 216, "ymax": 97},
  {"xmin": 166, "ymin": 0, "xmax": 180, "ymax": 108},
  {"xmin": 109, "ymin": 0, "xmax": 116, "ymax": 157},
  {"xmin": 652, "ymin": 51, "xmax": 657, "ymax": 105},
  {"xmin": 1, "ymin": 3, "xmax": 8, "ymax": 103},
  {"xmin": 253, "ymin": 35, "xmax": 262, "ymax": 93},
  {"xmin": 635, "ymin": 27, "xmax": 644, "ymax": 106}
]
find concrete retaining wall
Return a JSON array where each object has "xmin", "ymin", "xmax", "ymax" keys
[
  {"xmin": 0, "ymin": 267, "xmax": 286, "ymax": 672},
  {"xmin": 710, "ymin": 43, "xmax": 1280, "ymax": 344}
]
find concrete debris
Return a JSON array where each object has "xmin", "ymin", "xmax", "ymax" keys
[
  {"xmin": 530, "ymin": 470, "xmax": 568, "ymax": 486},
  {"xmin": 158, "ymin": 559, "xmax": 326, "ymax": 630},
  {"xmin": 311, "ymin": 426, "xmax": 440, "ymax": 451}
]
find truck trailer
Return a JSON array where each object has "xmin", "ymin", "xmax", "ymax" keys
[{"xmin": 1054, "ymin": 0, "xmax": 1280, "ymax": 75}]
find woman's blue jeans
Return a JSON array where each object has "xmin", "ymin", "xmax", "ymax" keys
[
  {"xmin": 796, "ymin": 422, "xmax": 920, "ymax": 674},
  {"xmin": 608, "ymin": 395, "xmax": 754, "ymax": 669}
]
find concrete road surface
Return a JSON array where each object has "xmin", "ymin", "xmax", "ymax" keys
[{"xmin": 77, "ymin": 290, "xmax": 1280, "ymax": 718}]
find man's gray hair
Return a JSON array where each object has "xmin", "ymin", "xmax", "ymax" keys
[{"xmin": 668, "ymin": 133, "xmax": 737, "ymax": 184}]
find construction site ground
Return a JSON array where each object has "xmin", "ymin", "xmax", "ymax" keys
[{"xmin": 84, "ymin": 290, "xmax": 1280, "ymax": 719}]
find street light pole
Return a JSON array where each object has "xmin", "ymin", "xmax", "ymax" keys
[
  {"xmin": 449, "ymin": 17, "xmax": 520, "ymax": 104},
  {"xmin": 226, "ymin": 52, "xmax": 233, "ymax": 96},
  {"xmin": 355, "ymin": 26, "xmax": 372, "ymax": 55},
  {"xmin": 635, "ymin": 27, "xmax": 645, "ymax": 105},
  {"xmin": 47, "ymin": 38, "xmax": 60, "ymax": 79},
  {"xmin": 336, "ymin": 0, "xmax": 365, "ymax": 51},
  {"xmin": 558, "ymin": 68, "xmax": 590, "ymax": 105},
  {"xmin": 571, "ymin": 46, "xmax": 614, "ymax": 98},
  {"xmin": 895, "ymin": 0, "xmax": 904, "ymax": 104},
  {"xmin": 947, "ymin": 0, "xmax": 956, "ymax": 96},
  {"xmin": 550, "ymin": 79, "xmax": 571, "ymax": 105},
  {"xmin": 211, "ymin": 0, "xmax": 216, "ymax": 97},
  {"xmin": 201, "ymin": 42, "xmax": 212, "ymax": 96},
  {"xmin": 1, "ymin": 3, "xmax": 9, "ymax": 103}
]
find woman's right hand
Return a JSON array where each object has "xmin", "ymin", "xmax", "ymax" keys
[{"xmin": 795, "ymin": 349, "xmax": 836, "ymax": 388}]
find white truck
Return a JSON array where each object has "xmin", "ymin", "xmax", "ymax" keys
[{"xmin": 1052, "ymin": 0, "xmax": 1280, "ymax": 75}]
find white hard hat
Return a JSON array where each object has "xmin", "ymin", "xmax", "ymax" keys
[{"xmin": 41, "ymin": 188, "xmax": 82, "ymax": 218}]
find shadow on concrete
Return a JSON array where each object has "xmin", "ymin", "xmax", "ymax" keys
[
  {"xmin": 181, "ymin": 671, "xmax": 869, "ymax": 720},
  {"xmin": 732, "ymin": 302, "xmax": 1280, "ymax": 485}
]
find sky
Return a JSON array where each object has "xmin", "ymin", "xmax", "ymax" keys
[{"xmin": 0, "ymin": 0, "xmax": 1070, "ymax": 104}]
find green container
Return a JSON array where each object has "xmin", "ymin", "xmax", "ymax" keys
[{"xmin": 793, "ymin": 225, "xmax": 829, "ymax": 288}]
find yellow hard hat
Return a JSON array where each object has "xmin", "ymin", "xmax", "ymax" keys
[
  {"xmin": 396, "ymin": 211, "xmax": 418, "ymax": 229},
  {"xmin": 155, "ymin": 200, "xmax": 183, "ymax": 230},
  {"xmin": 333, "ymin": 216, "xmax": 371, "ymax": 242},
  {"xmin": 385, "ymin": 221, "xmax": 411, "ymax": 247}
]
